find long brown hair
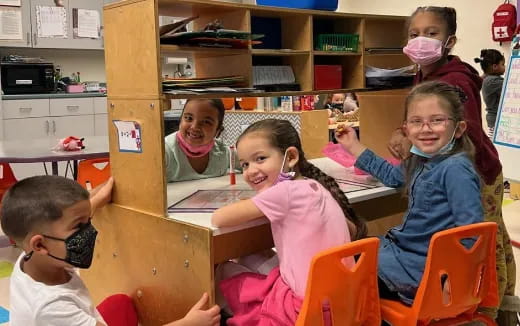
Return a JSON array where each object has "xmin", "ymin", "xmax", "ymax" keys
[
  {"xmin": 402, "ymin": 81, "xmax": 476, "ymax": 192},
  {"xmin": 237, "ymin": 119, "xmax": 367, "ymax": 240}
]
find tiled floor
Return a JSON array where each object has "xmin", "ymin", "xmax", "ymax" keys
[{"xmin": 0, "ymin": 197, "xmax": 519, "ymax": 325}]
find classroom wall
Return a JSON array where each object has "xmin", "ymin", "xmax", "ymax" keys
[
  {"xmin": 0, "ymin": 48, "xmax": 106, "ymax": 82},
  {"xmin": 339, "ymin": 0, "xmax": 512, "ymax": 129}
]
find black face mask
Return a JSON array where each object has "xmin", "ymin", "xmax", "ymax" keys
[{"xmin": 25, "ymin": 220, "xmax": 98, "ymax": 269}]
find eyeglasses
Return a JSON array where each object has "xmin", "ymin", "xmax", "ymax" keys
[{"xmin": 405, "ymin": 116, "xmax": 454, "ymax": 130}]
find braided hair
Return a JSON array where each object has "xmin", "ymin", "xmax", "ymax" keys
[{"xmin": 237, "ymin": 119, "xmax": 367, "ymax": 240}]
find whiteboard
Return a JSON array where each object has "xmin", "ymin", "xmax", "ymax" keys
[{"xmin": 494, "ymin": 54, "xmax": 520, "ymax": 182}]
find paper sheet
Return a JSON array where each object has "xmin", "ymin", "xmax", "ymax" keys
[
  {"xmin": 0, "ymin": 7, "xmax": 22, "ymax": 40},
  {"xmin": 168, "ymin": 190, "xmax": 256, "ymax": 212},
  {"xmin": 36, "ymin": 6, "xmax": 67, "ymax": 38},
  {"xmin": 113, "ymin": 120, "xmax": 143, "ymax": 153},
  {"xmin": 73, "ymin": 8, "xmax": 100, "ymax": 39},
  {"xmin": 0, "ymin": 0, "xmax": 21, "ymax": 6}
]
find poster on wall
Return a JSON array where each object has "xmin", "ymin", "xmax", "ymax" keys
[
  {"xmin": 72, "ymin": 8, "xmax": 100, "ymax": 39},
  {"xmin": 0, "ymin": 1, "xmax": 21, "ymax": 6},
  {"xmin": 0, "ymin": 6, "xmax": 22, "ymax": 40},
  {"xmin": 36, "ymin": 6, "xmax": 67, "ymax": 38},
  {"xmin": 113, "ymin": 120, "xmax": 143, "ymax": 153}
]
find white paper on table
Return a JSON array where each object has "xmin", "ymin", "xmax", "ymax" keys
[
  {"xmin": 0, "ymin": 7, "xmax": 22, "ymax": 40},
  {"xmin": 113, "ymin": 120, "xmax": 143, "ymax": 153},
  {"xmin": 0, "ymin": 0, "xmax": 21, "ymax": 6},
  {"xmin": 36, "ymin": 6, "xmax": 67, "ymax": 38},
  {"xmin": 74, "ymin": 8, "xmax": 100, "ymax": 38}
]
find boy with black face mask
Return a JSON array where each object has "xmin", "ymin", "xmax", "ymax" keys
[{"xmin": 1, "ymin": 175, "xmax": 220, "ymax": 326}]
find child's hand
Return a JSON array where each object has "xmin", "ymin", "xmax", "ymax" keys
[
  {"xmin": 89, "ymin": 177, "xmax": 114, "ymax": 213},
  {"xmin": 181, "ymin": 293, "xmax": 220, "ymax": 326},
  {"xmin": 387, "ymin": 128, "xmax": 411, "ymax": 160},
  {"xmin": 335, "ymin": 125, "xmax": 366, "ymax": 158}
]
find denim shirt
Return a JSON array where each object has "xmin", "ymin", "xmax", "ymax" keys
[{"xmin": 355, "ymin": 150, "xmax": 483, "ymax": 304}]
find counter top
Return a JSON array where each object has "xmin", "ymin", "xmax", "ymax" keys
[{"xmin": 2, "ymin": 93, "xmax": 106, "ymax": 100}]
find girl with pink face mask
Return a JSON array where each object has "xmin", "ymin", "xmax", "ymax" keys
[
  {"xmin": 393, "ymin": 6, "xmax": 517, "ymax": 323},
  {"xmin": 165, "ymin": 99, "xmax": 230, "ymax": 182}
]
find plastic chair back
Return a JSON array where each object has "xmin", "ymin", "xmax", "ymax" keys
[
  {"xmin": 296, "ymin": 238, "xmax": 381, "ymax": 326},
  {"xmin": 0, "ymin": 163, "xmax": 17, "ymax": 201},
  {"xmin": 381, "ymin": 222, "xmax": 498, "ymax": 326},
  {"xmin": 77, "ymin": 158, "xmax": 110, "ymax": 190}
]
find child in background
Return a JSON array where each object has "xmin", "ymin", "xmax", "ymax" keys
[
  {"xmin": 165, "ymin": 99, "xmax": 230, "ymax": 182},
  {"xmin": 1, "ymin": 176, "xmax": 221, "ymax": 326},
  {"xmin": 337, "ymin": 81, "xmax": 483, "ymax": 305},
  {"xmin": 212, "ymin": 119, "xmax": 366, "ymax": 325},
  {"xmin": 474, "ymin": 49, "xmax": 505, "ymax": 138},
  {"xmin": 389, "ymin": 7, "xmax": 517, "ymax": 320}
]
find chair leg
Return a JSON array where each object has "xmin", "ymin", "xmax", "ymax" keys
[{"xmin": 473, "ymin": 313, "xmax": 497, "ymax": 326}]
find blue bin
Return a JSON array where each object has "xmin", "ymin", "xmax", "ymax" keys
[{"xmin": 256, "ymin": 0, "xmax": 338, "ymax": 11}]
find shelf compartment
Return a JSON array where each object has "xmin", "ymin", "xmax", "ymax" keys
[
  {"xmin": 314, "ymin": 55, "xmax": 364, "ymax": 89},
  {"xmin": 312, "ymin": 16, "xmax": 362, "ymax": 52},
  {"xmin": 251, "ymin": 11, "xmax": 312, "ymax": 51},
  {"xmin": 252, "ymin": 54, "xmax": 312, "ymax": 91},
  {"xmin": 364, "ymin": 17, "xmax": 407, "ymax": 50},
  {"xmin": 364, "ymin": 53, "xmax": 411, "ymax": 69},
  {"xmin": 193, "ymin": 53, "xmax": 252, "ymax": 87}
]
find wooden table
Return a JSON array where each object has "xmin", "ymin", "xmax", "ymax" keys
[
  {"xmin": 0, "ymin": 136, "xmax": 109, "ymax": 178},
  {"xmin": 84, "ymin": 157, "xmax": 406, "ymax": 323}
]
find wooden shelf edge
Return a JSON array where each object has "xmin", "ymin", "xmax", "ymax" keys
[
  {"xmin": 160, "ymin": 44, "xmax": 249, "ymax": 55},
  {"xmin": 251, "ymin": 49, "xmax": 310, "ymax": 56},
  {"xmin": 163, "ymin": 87, "xmax": 371, "ymax": 99},
  {"xmin": 313, "ymin": 51, "xmax": 361, "ymax": 56}
]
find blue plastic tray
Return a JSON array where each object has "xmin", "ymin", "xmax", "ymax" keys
[{"xmin": 256, "ymin": 0, "xmax": 338, "ymax": 11}]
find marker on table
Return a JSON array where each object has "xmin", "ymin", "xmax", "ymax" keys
[{"xmin": 229, "ymin": 145, "xmax": 236, "ymax": 185}]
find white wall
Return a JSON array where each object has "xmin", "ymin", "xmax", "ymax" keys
[
  {"xmin": 339, "ymin": 0, "xmax": 511, "ymax": 74},
  {"xmin": 338, "ymin": 0, "xmax": 511, "ymax": 129},
  {"xmin": 0, "ymin": 48, "xmax": 106, "ymax": 82}
]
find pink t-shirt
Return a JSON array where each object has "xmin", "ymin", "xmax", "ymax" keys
[{"xmin": 252, "ymin": 179, "xmax": 351, "ymax": 298}]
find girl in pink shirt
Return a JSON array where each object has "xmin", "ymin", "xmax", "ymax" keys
[{"xmin": 212, "ymin": 119, "xmax": 365, "ymax": 325}]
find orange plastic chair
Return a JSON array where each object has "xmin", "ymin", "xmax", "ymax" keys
[
  {"xmin": 296, "ymin": 238, "xmax": 381, "ymax": 326},
  {"xmin": 77, "ymin": 158, "xmax": 111, "ymax": 190},
  {"xmin": 0, "ymin": 163, "xmax": 17, "ymax": 202},
  {"xmin": 380, "ymin": 222, "xmax": 499, "ymax": 326}
]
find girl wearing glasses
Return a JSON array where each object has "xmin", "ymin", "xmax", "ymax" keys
[
  {"xmin": 336, "ymin": 81, "xmax": 482, "ymax": 305},
  {"xmin": 387, "ymin": 7, "xmax": 516, "ymax": 321}
]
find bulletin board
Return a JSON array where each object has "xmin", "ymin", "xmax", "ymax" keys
[{"xmin": 493, "ymin": 51, "xmax": 520, "ymax": 182}]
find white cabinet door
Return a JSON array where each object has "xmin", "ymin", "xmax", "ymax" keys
[
  {"xmin": 0, "ymin": 0, "xmax": 32, "ymax": 47},
  {"xmin": 30, "ymin": 0, "xmax": 71, "ymax": 49},
  {"xmin": 30, "ymin": 0, "xmax": 103, "ymax": 49},
  {"xmin": 93, "ymin": 97, "xmax": 107, "ymax": 114},
  {"xmin": 68, "ymin": 0, "xmax": 104, "ymax": 49},
  {"xmin": 4, "ymin": 117, "xmax": 50, "ymax": 140},
  {"xmin": 94, "ymin": 113, "xmax": 107, "ymax": 136},
  {"xmin": 52, "ymin": 115, "xmax": 94, "ymax": 138}
]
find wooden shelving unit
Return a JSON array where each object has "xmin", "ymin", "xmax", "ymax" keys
[{"xmin": 82, "ymin": 1, "xmax": 411, "ymax": 324}]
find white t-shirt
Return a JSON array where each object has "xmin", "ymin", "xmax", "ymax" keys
[{"xmin": 10, "ymin": 253, "xmax": 106, "ymax": 326}]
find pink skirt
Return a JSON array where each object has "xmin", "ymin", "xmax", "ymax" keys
[{"xmin": 220, "ymin": 267, "xmax": 302, "ymax": 326}]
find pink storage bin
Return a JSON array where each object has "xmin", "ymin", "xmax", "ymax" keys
[{"xmin": 66, "ymin": 84, "xmax": 85, "ymax": 93}]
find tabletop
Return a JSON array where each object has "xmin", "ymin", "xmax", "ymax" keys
[
  {"xmin": 0, "ymin": 136, "xmax": 109, "ymax": 163},
  {"xmin": 166, "ymin": 157, "xmax": 399, "ymax": 235}
]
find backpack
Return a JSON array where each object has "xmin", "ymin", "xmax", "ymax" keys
[{"xmin": 492, "ymin": 0, "xmax": 517, "ymax": 42}]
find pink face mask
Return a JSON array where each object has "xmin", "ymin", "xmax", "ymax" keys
[
  {"xmin": 403, "ymin": 36, "xmax": 451, "ymax": 66},
  {"xmin": 176, "ymin": 132, "xmax": 215, "ymax": 158}
]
